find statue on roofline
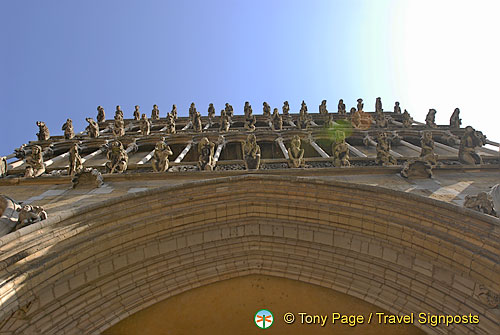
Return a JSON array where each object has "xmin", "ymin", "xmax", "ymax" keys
[
  {"xmin": 97, "ymin": 105, "xmax": 105, "ymax": 123},
  {"xmin": 140, "ymin": 114, "xmax": 150, "ymax": 136},
  {"xmin": 133, "ymin": 105, "xmax": 140, "ymax": 121},
  {"xmin": 86, "ymin": 118, "xmax": 99, "ymax": 138},
  {"xmin": 450, "ymin": 108, "xmax": 462, "ymax": 128},
  {"xmin": 338, "ymin": 99, "xmax": 346, "ymax": 115},
  {"xmin": 62, "ymin": 119, "xmax": 74, "ymax": 140},
  {"xmin": 36, "ymin": 121, "xmax": 50, "ymax": 141}
]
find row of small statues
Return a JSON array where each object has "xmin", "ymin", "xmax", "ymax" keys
[
  {"xmin": 33, "ymin": 98, "xmax": 465, "ymax": 143},
  {"xmin": 19, "ymin": 124, "xmax": 486, "ymax": 180}
]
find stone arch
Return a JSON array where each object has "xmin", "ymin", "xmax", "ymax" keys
[{"xmin": 0, "ymin": 175, "xmax": 498, "ymax": 334}]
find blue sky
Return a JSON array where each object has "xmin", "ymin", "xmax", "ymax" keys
[{"xmin": 1, "ymin": 0, "xmax": 499, "ymax": 156}]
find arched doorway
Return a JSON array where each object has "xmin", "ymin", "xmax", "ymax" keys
[{"xmin": 0, "ymin": 175, "xmax": 497, "ymax": 334}]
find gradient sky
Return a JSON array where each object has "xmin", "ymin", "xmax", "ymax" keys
[{"xmin": 1, "ymin": 0, "xmax": 499, "ymax": 156}]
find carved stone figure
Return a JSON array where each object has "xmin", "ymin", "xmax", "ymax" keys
[
  {"xmin": 197, "ymin": 137, "xmax": 215, "ymax": 171},
  {"xmin": 171, "ymin": 104, "xmax": 178, "ymax": 119},
  {"xmin": 68, "ymin": 143, "xmax": 83, "ymax": 176},
  {"xmin": 459, "ymin": 126, "xmax": 483, "ymax": 165},
  {"xmin": 400, "ymin": 160, "xmax": 433, "ymax": 178},
  {"xmin": 420, "ymin": 131, "xmax": 438, "ymax": 166},
  {"xmin": 338, "ymin": 99, "xmax": 346, "ymax": 115},
  {"xmin": 425, "ymin": 109, "xmax": 437, "ymax": 128},
  {"xmin": 300, "ymin": 100, "xmax": 308, "ymax": 114},
  {"xmin": 263, "ymin": 102, "xmax": 271, "ymax": 117},
  {"xmin": 394, "ymin": 101, "xmax": 401, "ymax": 114},
  {"xmin": 375, "ymin": 97, "xmax": 383, "ymax": 113},
  {"xmin": 282, "ymin": 101, "xmax": 290, "ymax": 116},
  {"xmin": 36, "ymin": 121, "xmax": 50, "ymax": 141},
  {"xmin": 193, "ymin": 111, "xmax": 203, "ymax": 132},
  {"xmin": 220, "ymin": 110, "xmax": 230, "ymax": 132},
  {"xmin": 464, "ymin": 192, "xmax": 497, "ymax": 217},
  {"xmin": 244, "ymin": 106, "xmax": 256, "ymax": 132},
  {"xmin": 375, "ymin": 132, "xmax": 397, "ymax": 166},
  {"xmin": 402, "ymin": 109, "xmax": 413, "ymax": 128},
  {"xmin": 244, "ymin": 101, "xmax": 251, "ymax": 117},
  {"xmin": 152, "ymin": 140, "xmax": 173, "ymax": 172},
  {"xmin": 490, "ymin": 184, "xmax": 500, "ymax": 218},
  {"xmin": 25, "ymin": 145, "xmax": 45, "ymax": 178},
  {"xmin": 224, "ymin": 103, "xmax": 234, "ymax": 119},
  {"xmin": 324, "ymin": 114, "xmax": 335, "ymax": 128},
  {"xmin": 375, "ymin": 110, "xmax": 388, "ymax": 128},
  {"xmin": 133, "ymin": 105, "xmax": 140, "ymax": 121},
  {"xmin": 297, "ymin": 102, "xmax": 312, "ymax": 129},
  {"xmin": 86, "ymin": 118, "xmax": 100, "ymax": 138},
  {"xmin": 476, "ymin": 285, "xmax": 500, "ymax": 308},
  {"xmin": 401, "ymin": 132, "xmax": 437, "ymax": 178},
  {"xmin": 15, "ymin": 205, "xmax": 47, "ymax": 230},
  {"xmin": 287, "ymin": 135, "xmax": 305, "ymax": 168},
  {"xmin": 319, "ymin": 100, "xmax": 328, "ymax": 115},
  {"xmin": 105, "ymin": 141, "xmax": 128, "ymax": 174},
  {"xmin": 0, "ymin": 156, "xmax": 6, "ymax": 178},
  {"xmin": 97, "ymin": 105, "xmax": 105, "ymax": 123},
  {"xmin": 72, "ymin": 168, "xmax": 103, "ymax": 189},
  {"xmin": 115, "ymin": 105, "xmax": 124, "ymax": 120},
  {"xmin": 440, "ymin": 130, "xmax": 460, "ymax": 146},
  {"xmin": 272, "ymin": 108, "xmax": 283, "ymax": 131},
  {"xmin": 332, "ymin": 130, "xmax": 350, "ymax": 167},
  {"xmin": 189, "ymin": 102, "xmax": 197, "ymax": 122},
  {"xmin": 151, "ymin": 104, "xmax": 160, "ymax": 120},
  {"xmin": 208, "ymin": 103, "xmax": 215, "ymax": 123},
  {"xmin": 357, "ymin": 98, "xmax": 364, "ymax": 112},
  {"xmin": 351, "ymin": 110, "xmax": 372, "ymax": 130},
  {"xmin": 140, "ymin": 114, "xmax": 150, "ymax": 136},
  {"xmin": 166, "ymin": 112, "xmax": 176, "ymax": 134},
  {"xmin": 62, "ymin": 119, "xmax": 74, "ymax": 139},
  {"xmin": 242, "ymin": 134, "xmax": 261, "ymax": 170},
  {"xmin": 450, "ymin": 108, "xmax": 462, "ymax": 128},
  {"xmin": 112, "ymin": 114, "xmax": 125, "ymax": 137}
]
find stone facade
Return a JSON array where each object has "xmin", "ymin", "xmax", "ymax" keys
[{"xmin": 0, "ymin": 100, "xmax": 499, "ymax": 334}]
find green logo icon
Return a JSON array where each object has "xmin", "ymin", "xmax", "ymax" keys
[{"xmin": 254, "ymin": 309, "xmax": 274, "ymax": 329}]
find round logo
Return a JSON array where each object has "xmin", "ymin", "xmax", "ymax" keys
[{"xmin": 254, "ymin": 309, "xmax": 274, "ymax": 329}]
